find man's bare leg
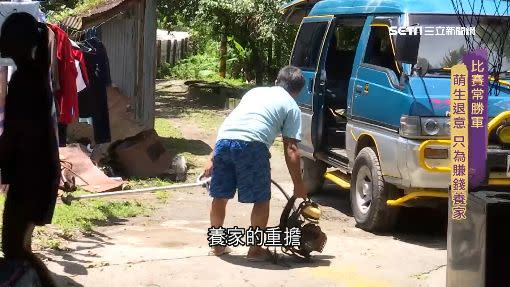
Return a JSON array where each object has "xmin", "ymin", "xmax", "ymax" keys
[
  {"xmin": 210, "ymin": 198, "xmax": 229, "ymax": 255},
  {"xmin": 247, "ymin": 200, "xmax": 270, "ymax": 258}
]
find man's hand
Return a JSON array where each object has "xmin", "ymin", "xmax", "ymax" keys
[
  {"xmin": 283, "ymin": 137, "xmax": 308, "ymax": 199},
  {"xmin": 204, "ymin": 155, "xmax": 213, "ymax": 178}
]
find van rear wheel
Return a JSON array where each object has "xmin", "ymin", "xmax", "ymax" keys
[
  {"xmin": 301, "ymin": 157, "xmax": 327, "ymax": 194},
  {"xmin": 350, "ymin": 147, "xmax": 399, "ymax": 232}
]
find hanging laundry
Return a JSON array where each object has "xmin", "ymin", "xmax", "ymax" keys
[
  {"xmin": 75, "ymin": 60, "xmax": 86, "ymax": 92},
  {"xmin": 78, "ymin": 37, "xmax": 112, "ymax": 144},
  {"xmin": 72, "ymin": 46, "xmax": 89, "ymax": 86},
  {"xmin": 48, "ymin": 24, "xmax": 79, "ymax": 124},
  {"xmin": 48, "ymin": 27, "xmax": 60, "ymax": 94}
]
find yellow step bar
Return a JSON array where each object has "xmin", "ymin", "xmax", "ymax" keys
[
  {"xmin": 387, "ymin": 190, "xmax": 448, "ymax": 206},
  {"xmin": 324, "ymin": 171, "xmax": 450, "ymax": 206},
  {"xmin": 324, "ymin": 171, "xmax": 351, "ymax": 189}
]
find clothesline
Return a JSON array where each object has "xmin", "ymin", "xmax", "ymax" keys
[{"xmin": 58, "ymin": 11, "xmax": 126, "ymax": 40}]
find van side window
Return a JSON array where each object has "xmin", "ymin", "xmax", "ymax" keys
[
  {"xmin": 291, "ymin": 22, "xmax": 329, "ymax": 71},
  {"xmin": 363, "ymin": 25, "xmax": 400, "ymax": 76}
]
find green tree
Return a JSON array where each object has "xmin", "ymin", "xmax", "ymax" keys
[{"xmin": 196, "ymin": 0, "xmax": 297, "ymax": 84}]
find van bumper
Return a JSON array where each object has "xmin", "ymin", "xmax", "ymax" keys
[
  {"xmin": 400, "ymin": 139, "xmax": 510, "ymax": 190},
  {"xmin": 399, "ymin": 139, "xmax": 451, "ymax": 190}
]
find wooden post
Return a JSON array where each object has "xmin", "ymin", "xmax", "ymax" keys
[
  {"xmin": 172, "ymin": 39, "xmax": 177, "ymax": 65},
  {"xmin": 181, "ymin": 38, "xmax": 186, "ymax": 59},
  {"xmin": 166, "ymin": 39, "xmax": 171, "ymax": 64}
]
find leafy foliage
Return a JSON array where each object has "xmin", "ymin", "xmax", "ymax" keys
[
  {"xmin": 194, "ymin": 0, "xmax": 297, "ymax": 84},
  {"xmin": 170, "ymin": 41, "xmax": 220, "ymax": 80},
  {"xmin": 155, "ymin": 0, "xmax": 297, "ymax": 84},
  {"xmin": 42, "ymin": 0, "xmax": 108, "ymax": 23}
]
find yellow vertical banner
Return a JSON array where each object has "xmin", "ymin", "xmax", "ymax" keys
[{"xmin": 450, "ymin": 64, "xmax": 469, "ymax": 221}]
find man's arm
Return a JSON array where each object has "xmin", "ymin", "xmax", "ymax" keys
[
  {"xmin": 283, "ymin": 137, "xmax": 307, "ymax": 199},
  {"xmin": 203, "ymin": 153, "xmax": 214, "ymax": 178}
]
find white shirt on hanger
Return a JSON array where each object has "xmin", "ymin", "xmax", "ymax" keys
[{"xmin": 75, "ymin": 60, "xmax": 87, "ymax": 92}]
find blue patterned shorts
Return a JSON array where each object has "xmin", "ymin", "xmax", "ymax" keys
[{"xmin": 210, "ymin": 139, "xmax": 271, "ymax": 203}]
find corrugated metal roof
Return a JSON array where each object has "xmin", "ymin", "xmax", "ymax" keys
[{"xmin": 62, "ymin": 0, "xmax": 139, "ymax": 30}]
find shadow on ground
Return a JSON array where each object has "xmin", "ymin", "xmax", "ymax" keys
[
  {"xmin": 43, "ymin": 230, "xmax": 114, "ymax": 283},
  {"xmin": 311, "ymin": 182, "xmax": 447, "ymax": 250},
  {"xmin": 310, "ymin": 183, "xmax": 352, "ymax": 217},
  {"xmin": 392, "ymin": 206, "xmax": 448, "ymax": 250},
  {"xmin": 155, "ymin": 87, "xmax": 227, "ymax": 119},
  {"xmin": 53, "ymin": 273, "xmax": 84, "ymax": 287},
  {"xmin": 219, "ymin": 254, "xmax": 333, "ymax": 270}
]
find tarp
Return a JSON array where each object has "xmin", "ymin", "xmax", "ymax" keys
[{"xmin": 59, "ymin": 144, "xmax": 124, "ymax": 193}]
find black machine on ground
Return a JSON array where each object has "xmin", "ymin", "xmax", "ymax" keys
[{"xmin": 272, "ymin": 180, "xmax": 327, "ymax": 261}]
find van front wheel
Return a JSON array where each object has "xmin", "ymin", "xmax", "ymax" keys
[
  {"xmin": 350, "ymin": 147, "xmax": 399, "ymax": 232},
  {"xmin": 301, "ymin": 157, "xmax": 327, "ymax": 194}
]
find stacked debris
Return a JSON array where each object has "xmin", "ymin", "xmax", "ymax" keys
[
  {"xmin": 107, "ymin": 129, "xmax": 187, "ymax": 180},
  {"xmin": 60, "ymin": 86, "xmax": 188, "ymax": 195}
]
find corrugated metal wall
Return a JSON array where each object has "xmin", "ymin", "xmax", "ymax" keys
[
  {"xmin": 100, "ymin": 10, "xmax": 137, "ymax": 100},
  {"xmin": 98, "ymin": 0, "xmax": 156, "ymax": 128},
  {"xmin": 140, "ymin": 0, "xmax": 156, "ymax": 128}
]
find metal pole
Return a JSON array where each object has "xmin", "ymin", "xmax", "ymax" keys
[{"xmin": 61, "ymin": 175, "xmax": 211, "ymax": 204}]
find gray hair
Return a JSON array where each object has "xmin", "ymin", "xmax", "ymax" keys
[{"xmin": 275, "ymin": 66, "xmax": 305, "ymax": 96}]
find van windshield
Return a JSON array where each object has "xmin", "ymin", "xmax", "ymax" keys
[{"xmin": 410, "ymin": 14, "xmax": 510, "ymax": 78}]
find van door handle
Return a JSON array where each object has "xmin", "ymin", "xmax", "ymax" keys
[{"xmin": 356, "ymin": 84, "xmax": 369, "ymax": 95}]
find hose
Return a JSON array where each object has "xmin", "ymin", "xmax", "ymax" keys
[{"xmin": 271, "ymin": 179, "xmax": 292, "ymax": 200}]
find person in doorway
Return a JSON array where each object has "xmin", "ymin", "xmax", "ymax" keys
[
  {"xmin": 204, "ymin": 65, "xmax": 307, "ymax": 261},
  {"xmin": 0, "ymin": 12, "xmax": 61, "ymax": 287}
]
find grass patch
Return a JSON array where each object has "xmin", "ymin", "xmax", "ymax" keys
[
  {"xmin": 127, "ymin": 177, "xmax": 174, "ymax": 189},
  {"xmin": 154, "ymin": 90, "xmax": 227, "ymax": 136},
  {"xmin": 155, "ymin": 191, "xmax": 170, "ymax": 203},
  {"xmin": 52, "ymin": 199, "xmax": 148, "ymax": 238},
  {"xmin": 0, "ymin": 194, "xmax": 149, "ymax": 249},
  {"xmin": 154, "ymin": 117, "xmax": 209, "ymax": 168},
  {"xmin": 125, "ymin": 178, "xmax": 172, "ymax": 203},
  {"xmin": 184, "ymin": 110, "xmax": 226, "ymax": 133},
  {"xmin": 154, "ymin": 118, "xmax": 183, "ymax": 138}
]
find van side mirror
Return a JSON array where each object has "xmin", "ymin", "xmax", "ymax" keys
[{"xmin": 395, "ymin": 34, "xmax": 421, "ymax": 65}]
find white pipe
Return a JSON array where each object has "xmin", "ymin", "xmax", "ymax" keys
[{"xmin": 62, "ymin": 175, "xmax": 211, "ymax": 203}]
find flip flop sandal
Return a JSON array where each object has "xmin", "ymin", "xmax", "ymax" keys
[{"xmin": 208, "ymin": 246, "xmax": 233, "ymax": 256}]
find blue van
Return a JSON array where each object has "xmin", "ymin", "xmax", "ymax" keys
[{"xmin": 282, "ymin": 0, "xmax": 510, "ymax": 231}]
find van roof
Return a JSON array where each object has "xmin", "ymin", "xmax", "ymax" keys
[{"xmin": 308, "ymin": 0, "xmax": 510, "ymax": 16}]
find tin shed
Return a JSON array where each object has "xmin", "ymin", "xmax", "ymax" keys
[{"xmin": 63, "ymin": 0, "xmax": 157, "ymax": 128}]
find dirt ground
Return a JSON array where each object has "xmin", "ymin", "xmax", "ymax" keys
[{"xmin": 45, "ymin": 81, "xmax": 448, "ymax": 287}]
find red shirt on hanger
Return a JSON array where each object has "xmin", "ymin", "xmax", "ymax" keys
[
  {"xmin": 72, "ymin": 47, "xmax": 89, "ymax": 85},
  {"xmin": 48, "ymin": 24, "xmax": 79, "ymax": 124}
]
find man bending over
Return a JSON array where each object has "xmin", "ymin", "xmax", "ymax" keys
[{"xmin": 204, "ymin": 65, "xmax": 308, "ymax": 261}]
